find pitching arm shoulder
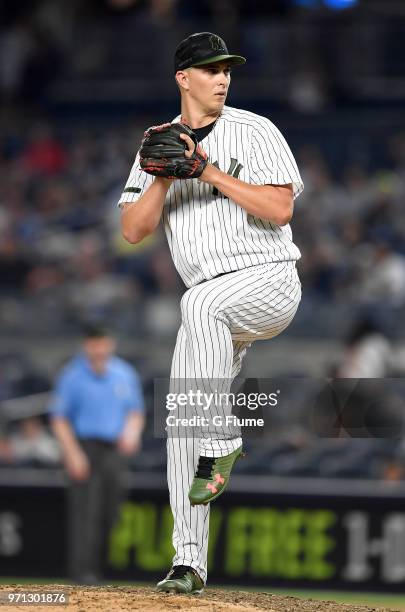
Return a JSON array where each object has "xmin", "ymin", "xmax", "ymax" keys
[{"xmin": 250, "ymin": 121, "xmax": 304, "ymax": 200}]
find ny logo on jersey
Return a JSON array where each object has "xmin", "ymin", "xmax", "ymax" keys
[
  {"xmin": 211, "ymin": 158, "xmax": 243, "ymax": 197},
  {"xmin": 210, "ymin": 35, "xmax": 226, "ymax": 52}
]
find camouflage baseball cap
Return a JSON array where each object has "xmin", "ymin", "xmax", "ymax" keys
[{"xmin": 174, "ymin": 32, "xmax": 246, "ymax": 72}]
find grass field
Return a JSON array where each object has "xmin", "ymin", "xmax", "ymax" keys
[{"xmin": 269, "ymin": 589, "xmax": 405, "ymax": 611}]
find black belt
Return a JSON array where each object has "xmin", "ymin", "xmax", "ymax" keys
[
  {"xmin": 197, "ymin": 261, "xmax": 294, "ymax": 285},
  {"xmin": 196, "ymin": 271, "xmax": 229, "ymax": 285}
]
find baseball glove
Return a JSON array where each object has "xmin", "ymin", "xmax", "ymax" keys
[{"xmin": 139, "ymin": 123, "xmax": 208, "ymax": 179}]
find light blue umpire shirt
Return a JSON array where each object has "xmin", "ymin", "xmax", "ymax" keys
[{"xmin": 49, "ymin": 353, "xmax": 144, "ymax": 442}]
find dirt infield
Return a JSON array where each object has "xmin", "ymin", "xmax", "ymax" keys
[{"xmin": 0, "ymin": 585, "xmax": 400, "ymax": 612}]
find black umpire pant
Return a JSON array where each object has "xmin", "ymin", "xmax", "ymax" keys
[{"xmin": 67, "ymin": 439, "xmax": 126, "ymax": 582}]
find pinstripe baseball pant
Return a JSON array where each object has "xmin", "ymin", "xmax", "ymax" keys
[{"xmin": 167, "ymin": 260, "xmax": 301, "ymax": 581}]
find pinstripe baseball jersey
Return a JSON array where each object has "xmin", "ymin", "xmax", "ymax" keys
[{"xmin": 118, "ymin": 105, "xmax": 304, "ymax": 288}]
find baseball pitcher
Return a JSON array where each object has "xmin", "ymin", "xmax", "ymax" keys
[{"xmin": 118, "ymin": 32, "xmax": 304, "ymax": 594}]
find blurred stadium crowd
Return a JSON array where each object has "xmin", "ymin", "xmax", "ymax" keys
[
  {"xmin": 1, "ymin": 0, "xmax": 405, "ymax": 481},
  {"xmin": 1, "ymin": 0, "xmax": 404, "ymax": 109}
]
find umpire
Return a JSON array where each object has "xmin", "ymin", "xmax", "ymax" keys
[{"xmin": 49, "ymin": 324, "xmax": 145, "ymax": 584}]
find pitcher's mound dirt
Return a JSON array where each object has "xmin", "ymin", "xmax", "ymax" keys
[{"xmin": 0, "ymin": 585, "xmax": 400, "ymax": 612}]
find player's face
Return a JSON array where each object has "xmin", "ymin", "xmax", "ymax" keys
[{"xmin": 188, "ymin": 61, "xmax": 231, "ymax": 113}]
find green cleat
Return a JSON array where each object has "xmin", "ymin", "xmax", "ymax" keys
[
  {"xmin": 156, "ymin": 565, "xmax": 204, "ymax": 594},
  {"xmin": 188, "ymin": 446, "xmax": 244, "ymax": 506}
]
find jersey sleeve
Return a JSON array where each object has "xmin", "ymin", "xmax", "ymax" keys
[
  {"xmin": 250, "ymin": 121, "xmax": 304, "ymax": 200},
  {"xmin": 117, "ymin": 151, "xmax": 155, "ymax": 208}
]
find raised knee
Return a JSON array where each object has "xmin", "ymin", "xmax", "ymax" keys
[{"xmin": 180, "ymin": 287, "xmax": 216, "ymax": 326}]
